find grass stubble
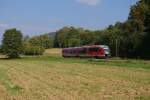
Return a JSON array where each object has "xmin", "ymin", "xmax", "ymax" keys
[{"xmin": 0, "ymin": 49, "xmax": 149, "ymax": 100}]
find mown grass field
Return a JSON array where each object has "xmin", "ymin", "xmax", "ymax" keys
[{"xmin": 0, "ymin": 49, "xmax": 150, "ymax": 100}]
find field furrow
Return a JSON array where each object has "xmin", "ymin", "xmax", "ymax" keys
[{"xmin": 0, "ymin": 54, "xmax": 150, "ymax": 100}]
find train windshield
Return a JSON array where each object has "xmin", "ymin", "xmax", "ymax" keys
[
  {"xmin": 103, "ymin": 48, "xmax": 110, "ymax": 55},
  {"xmin": 104, "ymin": 48, "xmax": 110, "ymax": 52}
]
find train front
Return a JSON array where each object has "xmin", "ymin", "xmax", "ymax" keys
[{"xmin": 100, "ymin": 45, "xmax": 111, "ymax": 58}]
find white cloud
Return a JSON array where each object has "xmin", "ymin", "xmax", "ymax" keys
[
  {"xmin": 76, "ymin": 0, "xmax": 101, "ymax": 6},
  {"xmin": 0, "ymin": 24, "xmax": 9, "ymax": 28}
]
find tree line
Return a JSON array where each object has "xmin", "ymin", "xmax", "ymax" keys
[
  {"xmin": 0, "ymin": 0, "xmax": 149, "ymax": 59},
  {"xmin": 54, "ymin": 0, "xmax": 150, "ymax": 59}
]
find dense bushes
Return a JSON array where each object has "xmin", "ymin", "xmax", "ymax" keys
[
  {"xmin": 23, "ymin": 38, "xmax": 45, "ymax": 56},
  {"xmin": 23, "ymin": 45, "xmax": 45, "ymax": 55},
  {"xmin": 21, "ymin": 33, "xmax": 55, "ymax": 56},
  {"xmin": 22, "ymin": 34, "xmax": 52, "ymax": 56},
  {"xmin": 28, "ymin": 34, "xmax": 53, "ymax": 49}
]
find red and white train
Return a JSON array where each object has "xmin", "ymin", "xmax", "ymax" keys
[{"xmin": 62, "ymin": 45, "xmax": 110, "ymax": 59}]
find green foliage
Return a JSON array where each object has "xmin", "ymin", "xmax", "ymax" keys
[
  {"xmin": 23, "ymin": 43, "xmax": 45, "ymax": 55},
  {"xmin": 29, "ymin": 34, "xmax": 53, "ymax": 49},
  {"xmin": 141, "ymin": 0, "xmax": 150, "ymax": 59},
  {"xmin": 54, "ymin": 27, "xmax": 98, "ymax": 48},
  {"xmin": 67, "ymin": 38, "xmax": 81, "ymax": 47},
  {"xmin": 2, "ymin": 28, "xmax": 23, "ymax": 58},
  {"xmin": 54, "ymin": 27, "xmax": 80, "ymax": 47},
  {"xmin": 80, "ymin": 30, "xmax": 97, "ymax": 45},
  {"xmin": 22, "ymin": 34, "xmax": 52, "ymax": 56},
  {"xmin": 127, "ymin": 0, "xmax": 150, "ymax": 59},
  {"xmin": 0, "ymin": 45, "xmax": 2, "ymax": 53}
]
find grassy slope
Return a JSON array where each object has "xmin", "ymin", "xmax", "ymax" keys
[{"xmin": 0, "ymin": 49, "xmax": 149, "ymax": 100}]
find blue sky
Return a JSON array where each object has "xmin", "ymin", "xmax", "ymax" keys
[{"xmin": 0, "ymin": 0, "xmax": 138, "ymax": 39}]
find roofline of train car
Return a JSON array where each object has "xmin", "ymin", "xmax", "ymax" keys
[{"xmin": 62, "ymin": 45, "xmax": 109, "ymax": 50}]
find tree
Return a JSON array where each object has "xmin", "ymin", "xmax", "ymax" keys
[
  {"xmin": 2, "ymin": 28, "xmax": 23, "ymax": 58},
  {"xmin": 80, "ymin": 30, "xmax": 96, "ymax": 45},
  {"xmin": 23, "ymin": 43, "xmax": 45, "ymax": 56},
  {"xmin": 67, "ymin": 38, "xmax": 81, "ymax": 47},
  {"xmin": 128, "ymin": 0, "xmax": 150, "ymax": 58},
  {"xmin": 141, "ymin": 0, "xmax": 150, "ymax": 59},
  {"xmin": 22, "ymin": 34, "xmax": 49, "ymax": 56},
  {"xmin": 0, "ymin": 45, "xmax": 2, "ymax": 53},
  {"xmin": 54, "ymin": 26, "xmax": 81, "ymax": 48},
  {"xmin": 54, "ymin": 27, "xmax": 70, "ymax": 48},
  {"xmin": 28, "ymin": 34, "xmax": 53, "ymax": 49}
]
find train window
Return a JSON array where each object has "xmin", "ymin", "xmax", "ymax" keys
[
  {"xmin": 70, "ymin": 50, "xmax": 73, "ymax": 54},
  {"xmin": 80, "ymin": 48, "xmax": 86, "ymax": 54},
  {"xmin": 89, "ymin": 48, "xmax": 99, "ymax": 52},
  {"xmin": 72, "ymin": 50, "xmax": 75, "ymax": 54}
]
